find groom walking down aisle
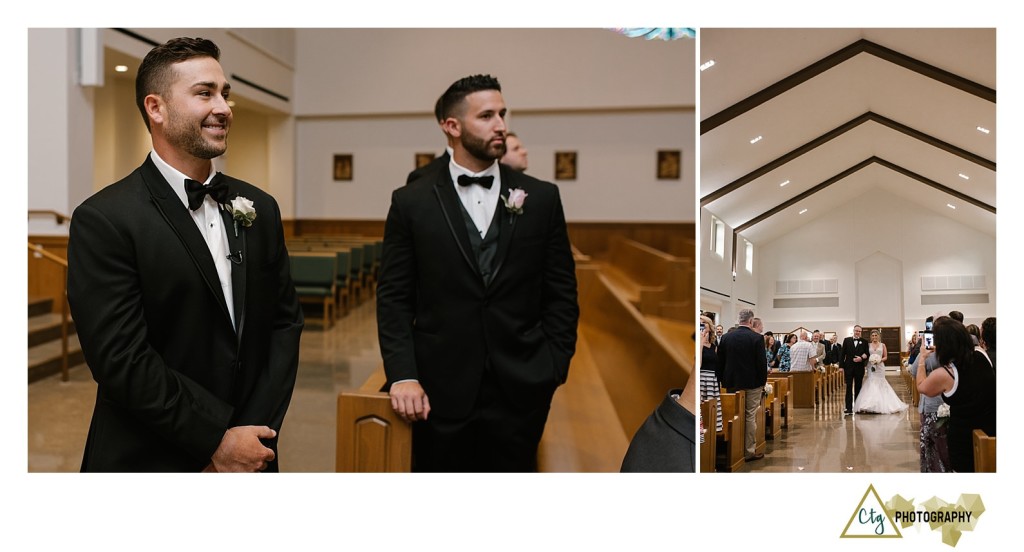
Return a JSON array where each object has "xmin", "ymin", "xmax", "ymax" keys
[
  {"xmin": 842, "ymin": 325, "xmax": 870, "ymax": 414},
  {"xmin": 67, "ymin": 37, "xmax": 304, "ymax": 472}
]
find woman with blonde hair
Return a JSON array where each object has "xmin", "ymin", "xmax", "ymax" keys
[{"xmin": 853, "ymin": 330, "xmax": 908, "ymax": 414}]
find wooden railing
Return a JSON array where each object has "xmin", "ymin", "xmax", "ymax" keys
[
  {"xmin": 27, "ymin": 242, "xmax": 70, "ymax": 381},
  {"xmin": 28, "ymin": 210, "xmax": 71, "ymax": 224}
]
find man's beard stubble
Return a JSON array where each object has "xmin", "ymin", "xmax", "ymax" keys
[
  {"xmin": 461, "ymin": 132, "xmax": 505, "ymax": 165},
  {"xmin": 164, "ymin": 106, "xmax": 228, "ymax": 160}
]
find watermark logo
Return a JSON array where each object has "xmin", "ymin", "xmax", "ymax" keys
[
  {"xmin": 841, "ymin": 485, "xmax": 986, "ymax": 547},
  {"xmin": 841, "ymin": 484, "xmax": 902, "ymax": 538}
]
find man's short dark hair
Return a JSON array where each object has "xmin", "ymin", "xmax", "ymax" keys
[
  {"xmin": 981, "ymin": 316, "xmax": 996, "ymax": 349},
  {"xmin": 948, "ymin": 310, "xmax": 964, "ymax": 323},
  {"xmin": 438, "ymin": 74, "xmax": 501, "ymax": 120},
  {"xmin": 136, "ymin": 37, "xmax": 221, "ymax": 132},
  {"xmin": 433, "ymin": 94, "xmax": 445, "ymax": 123}
]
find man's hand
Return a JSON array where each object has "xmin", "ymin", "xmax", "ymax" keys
[
  {"xmin": 210, "ymin": 425, "xmax": 277, "ymax": 472},
  {"xmin": 389, "ymin": 381, "xmax": 430, "ymax": 423}
]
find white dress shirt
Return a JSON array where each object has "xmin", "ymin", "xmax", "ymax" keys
[
  {"xmin": 150, "ymin": 150, "xmax": 236, "ymax": 328},
  {"xmin": 449, "ymin": 157, "xmax": 501, "ymax": 237}
]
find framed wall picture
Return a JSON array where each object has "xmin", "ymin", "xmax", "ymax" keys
[
  {"xmin": 415, "ymin": 153, "xmax": 436, "ymax": 169},
  {"xmin": 555, "ymin": 151, "xmax": 577, "ymax": 180},
  {"xmin": 333, "ymin": 154, "xmax": 353, "ymax": 181},
  {"xmin": 657, "ymin": 150, "xmax": 681, "ymax": 180}
]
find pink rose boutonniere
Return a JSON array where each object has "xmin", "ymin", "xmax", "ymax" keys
[{"xmin": 501, "ymin": 188, "xmax": 528, "ymax": 224}]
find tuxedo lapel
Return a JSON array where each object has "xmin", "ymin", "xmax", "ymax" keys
[
  {"xmin": 490, "ymin": 166, "xmax": 518, "ymax": 285},
  {"xmin": 221, "ymin": 201, "xmax": 247, "ymax": 340},
  {"xmin": 140, "ymin": 158, "xmax": 233, "ymax": 326},
  {"xmin": 433, "ymin": 171, "xmax": 480, "ymax": 276}
]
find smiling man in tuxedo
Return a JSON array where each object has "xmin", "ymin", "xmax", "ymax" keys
[
  {"xmin": 67, "ymin": 37, "xmax": 303, "ymax": 472},
  {"xmin": 377, "ymin": 74, "xmax": 579, "ymax": 472}
]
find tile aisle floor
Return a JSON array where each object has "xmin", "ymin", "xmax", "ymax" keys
[
  {"xmin": 732, "ymin": 371, "xmax": 921, "ymax": 473},
  {"xmin": 27, "ymin": 300, "xmax": 383, "ymax": 473}
]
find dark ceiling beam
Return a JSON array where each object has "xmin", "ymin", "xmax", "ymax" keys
[
  {"xmin": 700, "ymin": 112, "xmax": 995, "ymax": 207},
  {"xmin": 734, "ymin": 158, "xmax": 875, "ymax": 233},
  {"xmin": 701, "ymin": 39, "xmax": 996, "ymax": 134},
  {"xmin": 874, "ymin": 158, "xmax": 995, "ymax": 214},
  {"xmin": 732, "ymin": 156, "xmax": 995, "ymax": 236}
]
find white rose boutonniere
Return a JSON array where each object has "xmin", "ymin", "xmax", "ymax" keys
[
  {"xmin": 501, "ymin": 188, "xmax": 528, "ymax": 223},
  {"xmin": 227, "ymin": 196, "xmax": 256, "ymax": 237}
]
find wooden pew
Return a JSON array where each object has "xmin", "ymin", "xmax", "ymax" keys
[
  {"xmin": 575, "ymin": 265, "xmax": 691, "ymax": 441},
  {"xmin": 335, "ymin": 368, "xmax": 412, "ymax": 472},
  {"xmin": 638, "ymin": 261, "xmax": 693, "ymax": 323},
  {"xmin": 716, "ymin": 390, "xmax": 745, "ymax": 472},
  {"xmin": 786, "ymin": 370, "xmax": 818, "ymax": 408},
  {"xmin": 972, "ymin": 429, "xmax": 996, "ymax": 472},
  {"xmin": 767, "ymin": 376, "xmax": 791, "ymax": 429},
  {"xmin": 763, "ymin": 382, "xmax": 782, "ymax": 440},
  {"xmin": 539, "ymin": 330, "xmax": 630, "ymax": 472},
  {"xmin": 601, "ymin": 236, "xmax": 688, "ymax": 309},
  {"xmin": 700, "ymin": 399, "xmax": 716, "ymax": 472}
]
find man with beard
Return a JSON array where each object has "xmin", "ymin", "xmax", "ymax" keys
[
  {"xmin": 377, "ymin": 74, "xmax": 579, "ymax": 471},
  {"xmin": 67, "ymin": 37, "xmax": 303, "ymax": 472}
]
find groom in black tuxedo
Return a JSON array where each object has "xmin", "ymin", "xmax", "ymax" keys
[
  {"xmin": 377, "ymin": 74, "xmax": 579, "ymax": 471},
  {"xmin": 842, "ymin": 325, "xmax": 870, "ymax": 413},
  {"xmin": 67, "ymin": 37, "xmax": 303, "ymax": 472}
]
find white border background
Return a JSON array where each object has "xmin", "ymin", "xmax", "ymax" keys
[{"xmin": 6, "ymin": 2, "xmax": 1017, "ymax": 550}]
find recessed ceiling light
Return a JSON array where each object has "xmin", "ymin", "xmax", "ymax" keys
[
  {"xmin": 958, "ymin": 173, "xmax": 970, "ymax": 180},
  {"xmin": 799, "ymin": 208, "xmax": 808, "ymax": 215},
  {"xmin": 779, "ymin": 180, "xmax": 790, "ymax": 187},
  {"xmin": 947, "ymin": 204, "xmax": 956, "ymax": 210},
  {"xmin": 977, "ymin": 126, "xmax": 990, "ymax": 134},
  {"xmin": 700, "ymin": 60, "xmax": 716, "ymax": 71},
  {"xmin": 750, "ymin": 135, "xmax": 763, "ymax": 144},
  {"xmin": 114, "ymin": 65, "xmax": 128, "ymax": 73}
]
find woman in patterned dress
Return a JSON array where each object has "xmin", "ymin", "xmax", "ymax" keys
[{"xmin": 698, "ymin": 315, "xmax": 722, "ymax": 433}]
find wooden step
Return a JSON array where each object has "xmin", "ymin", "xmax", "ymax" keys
[
  {"xmin": 28, "ymin": 334, "xmax": 85, "ymax": 383},
  {"xmin": 28, "ymin": 296, "xmax": 54, "ymax": 318},
  {"xmin": 28, "ymin": 313, "xmax": 76, "ymax": 348}
]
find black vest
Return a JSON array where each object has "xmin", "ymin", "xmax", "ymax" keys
[{"xmin": 457, "ymin": 198, "xmax": 501, "ymax": 287}]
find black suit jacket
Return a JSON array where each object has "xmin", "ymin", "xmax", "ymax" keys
[
  {"xmin": 406, "ymin": 151, "xmax": 450, "ymax": 185},
  {"xmin": 377, "ymin": 162, "xmax": 579, "ymax": 419},
  {"xmin": 67, "ymin": 155, "xmax": 304, "ymax": 472},
  {"xmin": 717, "ymin": 325, "xmax": 767, "ymax": 390},
  {"xmin": 841, "ymin": 337, "xmax": 869, "ymax": 374}
]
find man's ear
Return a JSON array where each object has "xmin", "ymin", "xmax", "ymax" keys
[
  {"xmin": 441, "ymin": 117, "xmax": 461, "ymax": 138},
  {"xmin": 144, "ymin": 94, "xmax": 165, "ymax": 127}
]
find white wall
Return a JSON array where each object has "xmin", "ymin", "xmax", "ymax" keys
[
  {"xmin": 296, "ymin": 110, "xmax": 693, "ymax": 222},
  {"xmin": 28, "ymin": 29, "xmax": 95, "ymax": 235},
  {"xmin": 294, "ymin": 29, "xmax": 692, "ymax": 116},
  {"xmin": 754, "ymin": 188, "xmax": 995, "ymax": 336},
  {"xmin": 293, "ymin": 29, "xmax": 694, "ymax": 222}
]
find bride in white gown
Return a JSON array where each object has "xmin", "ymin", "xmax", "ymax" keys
[{"xmin": 853, "ymin": 330, "xmax": 908, "ymax": 414}]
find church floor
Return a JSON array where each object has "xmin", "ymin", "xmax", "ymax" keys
[
  {"xmin": 731, "ymin": 373, "xmax": 922, "ymax": 473},
  {"xmin": 27, "ymin": 300, "xmax": 383, "ymax": 473}
]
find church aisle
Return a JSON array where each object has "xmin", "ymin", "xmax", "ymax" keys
[{"xmin": 735, "ymin": 372, "xmax": 920, "ymax": 473}]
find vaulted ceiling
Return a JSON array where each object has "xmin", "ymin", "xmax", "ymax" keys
[{"xmin": 700, "ymin": 28, "xmax": 995, "ymax": 246}]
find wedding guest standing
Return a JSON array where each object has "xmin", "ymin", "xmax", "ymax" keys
[
  {"xmin": 717, "ymin": 309, "xmax": 767, "ymax": 462},
  {"xmin": 908, "ymin": 316, "xmax": 948, "ymax": 472},
  {"xmin": 698, "ymin": 315, "xmax": 722, "ymax": 434},
  {"xmin": 916, "ymin": 317, "xmax": 996, "ymax": 472}
]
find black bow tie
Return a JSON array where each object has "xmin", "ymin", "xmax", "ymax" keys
[
  {"xmin": 457, "ymin": 174, "xmax": 494, "ymax": 189},
  {"xmin": 184, "ymin": 173, "xmax": 228, "ymax": 210}
]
